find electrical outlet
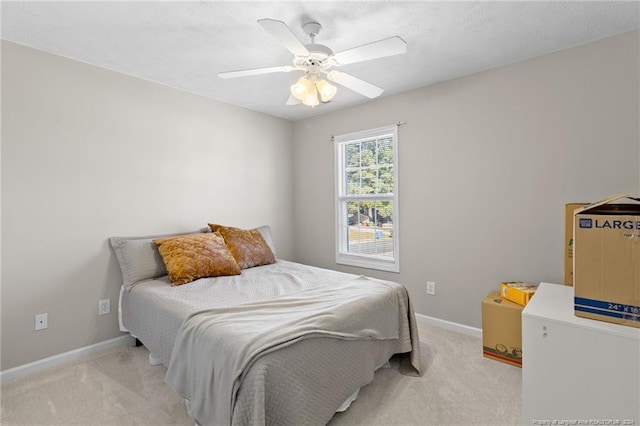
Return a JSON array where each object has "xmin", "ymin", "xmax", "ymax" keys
[
  {"xmin": 35, "ymin": 313, "xmax": 48, "ymax": 331},
  {"xmin": 427, "ymin": 281, "xmax": 436, "ymax": 296},
  {"xmin": 99, "ymin": 299, "xmax": 111, "ymax": 316}
]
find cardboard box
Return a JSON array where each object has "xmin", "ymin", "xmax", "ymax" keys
[
  {"xmin": 573, "ymin": 194, "xmax": 640, "ymax": 328},
  {"xmin": 564, "ymin": 203, "xmax": 587, "ymax": 285},
  {"xmin": 482, "ymin": 291, "xmax": 523, "ymax": 367},
  {"xmin": 500, "ymin": 281, "xmax": 537, "ymax": 306}
]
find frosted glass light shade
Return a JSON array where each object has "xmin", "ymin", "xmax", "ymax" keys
[
  {"xmin": 302, "ymin": 86, "xmax": 320, "ymax": 107},
  {"xmin": 316, "ymin": 79, "xmax": 337, "ymax": 102},
  {"xmin": 290, "ymin": 76, "xmax": 312, "ymax": 101}
]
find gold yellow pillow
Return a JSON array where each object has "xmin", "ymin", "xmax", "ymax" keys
[
  {"xmin": 153, "ymin": 232, "xmax": 241, "ymax": 286},
  {"xmin": 208, "ymin": 224, "xmax": 276, "ymax": 269}
]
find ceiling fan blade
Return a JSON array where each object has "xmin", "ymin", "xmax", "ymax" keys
[
  {"xmin": 257, "ymin": 18, "xmax": 310, "ymax": 57},
  {"xmin": 327, "ymin": 71, "xmax": 384, "ymax": 99},
  {"xmin": 218, "ymin": 65, "xmax": 294, "ymax": 79},
  {"xmin": 286, "ymin": 94, "xmax": 301, "ymax": 105},
  {"xmin": 333, "ymin": 36, "xmax": 407, "ymax": 66}
]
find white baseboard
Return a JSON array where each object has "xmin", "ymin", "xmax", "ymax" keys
[
  {"xmin": 0, "ymin": 335, "xmax": 134, "ymax": 383},
  {"xmin": 415, "ymin": 313, "xmax": 482, "ymax": 339},
  {"xmin": 1, "ymin": 317, "xmax": 478, "ymax": 383}
]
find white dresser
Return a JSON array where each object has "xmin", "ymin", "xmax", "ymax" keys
[{"xmin": 522, "ymin": 283, "xmax": 640, "ymax": 425}]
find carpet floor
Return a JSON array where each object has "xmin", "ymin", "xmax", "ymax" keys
[{"xmin": 1, "ymin": 323, "xmax": 522, "ymax": 425}]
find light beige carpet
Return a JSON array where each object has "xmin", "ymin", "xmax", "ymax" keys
[{"xmin": 1, "ymin": 323, "xmax": 522, "ymax": 425}]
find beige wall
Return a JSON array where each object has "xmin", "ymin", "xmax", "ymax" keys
[
  {"xmin": 292, "ymin": 30, "xmax": 640, "ymax": 328},
  {"xmin": 2, "ymin": 30, "xmax": 639, "ymax": 371},
  {"xmin": 1, "ymin": 41, "xmax": 294, "ymax": 370}
]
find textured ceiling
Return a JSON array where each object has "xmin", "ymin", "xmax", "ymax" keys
[{"xmin": 2, "ymin": 1, "xmax": 639, "ymax": 121}]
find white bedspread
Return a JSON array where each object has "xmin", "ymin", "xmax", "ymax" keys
[
  {"xmin": 121, "ymin": 261, "xmax": 373, "ymax": 365},
  {"xmin": 165, "ymin": 276, "xmax": 402, "ymax": 426},
  {"xmin": 120, "ymin": 260, "xmax": 422, "ymax": 425}
]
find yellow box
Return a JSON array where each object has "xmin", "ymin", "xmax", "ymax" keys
[{"xmin": 500, "ymin": 281, "xmax": 538, "ymax": 306}]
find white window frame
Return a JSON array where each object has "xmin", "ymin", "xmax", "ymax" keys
[{"xmin": 334, "ymin": 124, "xmax": 399, "ymax": 273}]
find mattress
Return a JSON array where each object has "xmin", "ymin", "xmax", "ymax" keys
[{"xmin": 119, "ymin": 260, "xmax": 421, "ymax": 425}]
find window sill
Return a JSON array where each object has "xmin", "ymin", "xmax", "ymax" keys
[{"xmin": 336, "ymin": 253, "xmax": 399, "ymax": 273}]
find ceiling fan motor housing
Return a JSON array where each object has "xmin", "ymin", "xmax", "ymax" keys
[{"xmin": 294, "ymin": 43, "xmax": 334, "ymax": 73}]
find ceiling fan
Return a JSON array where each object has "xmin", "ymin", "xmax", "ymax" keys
[{"xmin": 218, "ymin": 19, "xmax": 407, "ymax": 107}]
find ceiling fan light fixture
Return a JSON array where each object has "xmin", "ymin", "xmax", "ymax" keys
[{"xmin": 291, "ymin": 74, "xmax": 328, "ymax": 107}]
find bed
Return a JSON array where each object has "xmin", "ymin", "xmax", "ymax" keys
[{"xmin": 110, "ymin": 225, "xmax": 421, "ymax": 426}]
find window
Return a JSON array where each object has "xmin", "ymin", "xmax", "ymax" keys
[{"xmin": 334, "ymin": 124, "xmax": 399, "ymax": 272}]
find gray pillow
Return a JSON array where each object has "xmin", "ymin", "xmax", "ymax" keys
[
  {"xmin": 254, "ymin": 225, "xmax": 276, "ymax": 257},
  {"xmin": 109, "ymin": 228, "xmax": 210, "ymax": 290}
]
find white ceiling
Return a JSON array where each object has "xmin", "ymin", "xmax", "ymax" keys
[{"xmin": 2, "ymin": 1, "xmax": 639, "ymax": 121}]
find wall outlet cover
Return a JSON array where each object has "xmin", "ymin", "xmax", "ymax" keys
[
  {"xmin": 35, "ymin": 313, "xmax": 48, "ymax": 331},
  {"xmin": 99, "ymin": 299, "xmax": 111, "ymax": 315}
]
